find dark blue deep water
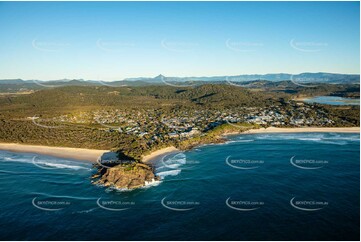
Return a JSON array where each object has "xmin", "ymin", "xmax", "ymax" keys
[{"xmin": 0, "ymin": 133, "xmax": 359, "ymax": 240}]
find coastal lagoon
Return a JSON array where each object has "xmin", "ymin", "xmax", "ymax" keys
[
  {"xmin": 0, "ymin": 133, "xmax": 359, "ymax": 240},
  {"xmin": 304, "ymin": 96, "xmax": 360, "ymax": 106}
]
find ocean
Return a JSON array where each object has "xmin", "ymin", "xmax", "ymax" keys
[{"xmin": 0, "ymin": 132, "xmax": 359, "ymax": 240}]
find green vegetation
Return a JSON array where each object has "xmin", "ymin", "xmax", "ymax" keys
[
  {"xmin": 0, "ymin": 83, "xmax": 359, "ymax": 161},
  {"xmin": 177, "ymin": 123, "xmax": 259, "ymax": 150}
]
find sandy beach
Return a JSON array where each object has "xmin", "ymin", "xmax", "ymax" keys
[
  {"xmin": 0, "ymin": 127, "xmax": 358, "ymax": 163},
  {"xmin": 142, "ymin": 146, "xmax": 179, "ymax": 163},
  {"xmin": 0, "ymin": 143, "xmax": 108, "ymax": 162},
  {"xmin": 244, "ymin": 127, "xmax": 360, "ymax": 134}
]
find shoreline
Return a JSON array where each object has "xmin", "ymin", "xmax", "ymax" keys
[
  {"xmin": 0, "ymin": 143, "xmax": 108, "ymax": 162},
  {"xmin": 221, "ymin": 126, "xmax": 360, "ymax": 138},
  {"xmin": 142, "ymin": 127, "xmax": 359, "ymax": 164},
  {"xmin": 142, "ymin": 146, "xmax": 179, "ymax": 163},
  {"xmin": 0, "ymin": 127, "xmax": 358, "ymax": 163},
  {"xmin": 242, "ymin": 126, "xmax": 360, "ymax": 134}
]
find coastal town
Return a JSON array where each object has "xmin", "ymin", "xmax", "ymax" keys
[{"xmin": 48, "ymin": 100, "xmax": 340, "ymax": 145}]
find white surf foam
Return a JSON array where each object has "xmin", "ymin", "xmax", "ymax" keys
[
  {"xmin": 1, "ymin": 154, "xmax": 91, "ymax": 171},
  {"xmin": 236, "ymin": 139, "xmax": 255, "ymax": 143},
  {"xmin": 34, "ymin": 161, "xmax": 91, "ymax": 170},
  {"xmin": 156, "ymin": 169, "xmax": 181, "ymax": 178}
]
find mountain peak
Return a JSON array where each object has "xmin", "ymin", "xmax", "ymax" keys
[{"xmin": 154, "ymin": 74, "xmax": 165, "ymax": 79}]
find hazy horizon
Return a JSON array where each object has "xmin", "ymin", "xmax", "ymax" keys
[{"xmin": 1, "ymin": 71, "xmax": 361, "ymax": 82}]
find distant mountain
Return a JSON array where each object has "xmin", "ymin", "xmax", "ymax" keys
[
  {"xmin": 121, "ymin": 73, "xmax": 359, "ymax": 84},
  {"xmin": 0, "ymin": 73, "xmax": 359, "ymax": 91},
  {"xmin": 0, "ymin": 79, "xmax": 26, "ymax": 84}
]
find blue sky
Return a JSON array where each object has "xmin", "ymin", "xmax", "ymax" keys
[{"xmin": 0, "ymin": 1, "xmax": 359, "ymax": 81}]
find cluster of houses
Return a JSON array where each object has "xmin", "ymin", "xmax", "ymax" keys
[{"xmin": 51, "ymin": 101, "xmax": 335, "ymax": 141}]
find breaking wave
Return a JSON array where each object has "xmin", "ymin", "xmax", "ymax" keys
[
  {"xmin": 156, "ymin": 169, "xmax": 182, "ymax": 178},
  {"xmin": 1, "ymin": 154, "xmax": 91, "ymax": 171}
]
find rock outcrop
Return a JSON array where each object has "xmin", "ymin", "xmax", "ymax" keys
[{"xmin": 92, "ymin": 161, "xmax": 160, "ymax": 190}]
